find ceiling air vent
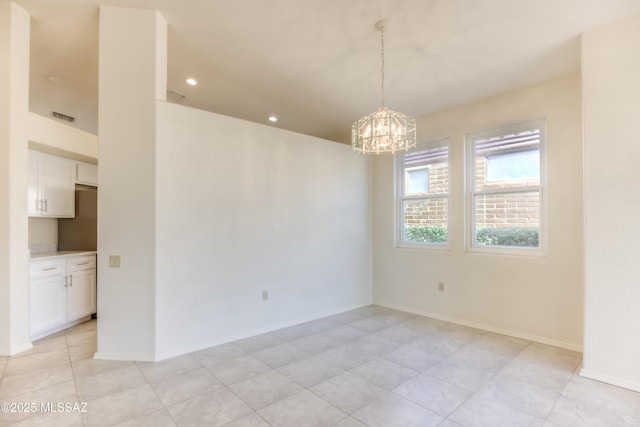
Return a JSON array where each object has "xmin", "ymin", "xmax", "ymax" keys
[{"xmin": 51, "ymin": 111, "xmax": 75, "ymax": 123}]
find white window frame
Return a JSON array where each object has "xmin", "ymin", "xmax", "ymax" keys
[
  {"xmin": 396, "ymin": 138, "xmax": 451, "ymax": 250},
  {"xmin": 465, "ymin": 119, "xmax": 547, "ymax": 256}
]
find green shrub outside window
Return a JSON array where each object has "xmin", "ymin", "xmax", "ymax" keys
[{"xmin": 405, "ymin": 225, "xmax": 539, "ymax": 247}]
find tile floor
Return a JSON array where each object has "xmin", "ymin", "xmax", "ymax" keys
[{"xmin": 1, "ymin": 305, "xmax": 640, "ymax": 426}]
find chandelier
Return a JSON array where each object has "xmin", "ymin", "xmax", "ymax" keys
[{"xmin": 352, "ymin": 20, "xmax": 416, "ymax": 154}]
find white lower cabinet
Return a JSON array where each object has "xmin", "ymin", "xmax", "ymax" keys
[
  {"xmin": 29, "ymin": 254, "xmax": 96, "ymax": 338},
  {"xmin": 29, "ymin": 259, "xmax": 67, "ymax": 336},
  {"xmin": 66, "ymin": 257, "xmax": 97, "ymax": 320}
]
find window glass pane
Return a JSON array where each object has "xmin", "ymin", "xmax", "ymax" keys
[
  {"xmin": 486, "ymin": 149, "xmax": 539, "ymax": 182},
  {"xmin": 474, "ymin": 191, "xmax": 539, "ymax": 248},
  {"xmin": 474, "ymin": 129, "xmax": 540, "ymax": 191},
  {"xmin": 403, "ymin": 197, "xmax": 448, "ymax": 244},
  {"xmin": 403, "ymin": 146, "xmax": 448, "ymax": 196},
  {"xmin": 406, "ymin": 167, "xmax": 429, "ymax": 194}
]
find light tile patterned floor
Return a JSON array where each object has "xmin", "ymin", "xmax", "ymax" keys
[{"xmin": 1, "ymin": 305, "xmax": 640, "ymax": 426}]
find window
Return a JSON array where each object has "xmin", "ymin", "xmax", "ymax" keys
[
  {"xmin": 397, "ymin": 140, "xmax": 450, "ymax": 247},
  {"xmin": 466, "ymin": 120, "xmax": 545, "ymax": 253}
]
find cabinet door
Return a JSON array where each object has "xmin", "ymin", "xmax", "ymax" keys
[
  {"xmin": 67, "ymin": 269, "xmax": 96, "ymax": 321},
  {"xmin": 28, "ymin": 152, "xmax": 40, "ymax": 216},
  {"xmin": 39, "ymin": 153, "xmax": 75, "ymax": 218},
  {"xmin": 76, "ymin": 162, "xmax": 98, "ymax": 186},
  {"xmin": 30, "ymin": 275, "xmax": 67, "ymax": 336}
]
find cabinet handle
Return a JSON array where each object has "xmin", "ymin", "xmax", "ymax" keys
[
  {"xmin": 69, "ymin": 274, "xmax": 73, "ymax": 287},
  {"xmin": 75, "ymin": 262, "xmax": 91, "ymax": 266},
  {"xmin": 63, "ymin": 274, "xmax": 68, "ymax": 287},
  {"xmin": 44, "ymin": 199, "xmax": 48, "ymax": 212},
  {"xmin": 42, "ymin": 267, "xmax": 58, "ymax": 271}
]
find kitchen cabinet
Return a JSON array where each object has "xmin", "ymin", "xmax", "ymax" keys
[
  {"xmin": 76, "ymin": 161, "xmax": 98, "ymax": 186},
  {"xmin": 28, "ymin": 150, "xmax": 75, "ymax": 218},
  {"xmin": 66, "ymin": 255, "xmax": 97, "ymax": 320},
  {"xmin": 29, "ymin": 253, "xmax": 96, "ymax": 338},
  {"xmin": 28, "ymin": 258, "xmax": 67, "ymax": 336}
]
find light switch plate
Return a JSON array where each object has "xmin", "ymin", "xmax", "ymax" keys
[{"xmin": 109, "ymin": 255, "xmax": 121, "ymax": 268}]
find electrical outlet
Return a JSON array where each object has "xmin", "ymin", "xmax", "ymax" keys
[
  {"xmin": 262, "ymin": 290, "xmax": 269, "ymax": 301},
  {"xmin": 109, "ymin": 255, "xmax": 121, "ymax": 268},
  {"xmin": 438, "ymin": 282, "xmax": 445, "ymax": 292}
]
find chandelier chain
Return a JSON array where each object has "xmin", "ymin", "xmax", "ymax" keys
[{"xmin": 380, "ymin": 24, "xmax": 385, "ymax": 107}]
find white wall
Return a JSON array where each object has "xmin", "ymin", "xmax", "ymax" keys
[
  {"xmin": 373, "ymin": 73, "xmax": 584, "ymax": 350},
  {"xmin": 581, "ymin": 12, "xmax": 640, "ymax": 391},
  {"xmin": 0, "ymin": 1, "xmax": 31, "ymax": 356},
  {"xmin": 154, "ymin": 102, "xmax": 373, "ymax": 359},
  {"xmin": 95, "ymin": 6, "xmax": 167, "ymax": 361},
  {"xmin": 28, "ymin": 217, "xmax": 57, "ymax": 249},
  {"xmin": 94, "ymin": 5, "xmax": 371, "ymax": 362},
  {"xmin": 28, "ymin": 112, "xmax": 98, "ymax": 163}
]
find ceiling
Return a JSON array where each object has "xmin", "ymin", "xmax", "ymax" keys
[{"xmin": 14, "ymin": 0, "xmax": 640, "ymax": 143}]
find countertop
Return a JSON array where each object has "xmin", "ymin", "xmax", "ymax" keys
[{"xmin": 30, "ymin": 251, "xmax": 97, "ymax": 261}]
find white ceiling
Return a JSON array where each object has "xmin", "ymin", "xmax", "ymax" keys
[{"xmin": 14, "ymin": 0, "xmax": 640, "ymax": 142}]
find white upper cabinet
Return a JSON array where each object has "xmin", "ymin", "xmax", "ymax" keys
[
  {"xmin": 28, "ymin": 150, "xmax": 75, "ymax": 218},
  {"xmin": 27, "ymin": 152, "xmax": 39, "ymax": 214},
  {"xmin": 76, "ymin": 161, "xmax": 98, "ymax": 186}
]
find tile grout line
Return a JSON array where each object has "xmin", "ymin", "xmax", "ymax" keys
[
  {"xmin": 381, "ymin": 327, "xmax": 535, "ymax": 425},
  {"xmin": 155, "ymin": 350, "xmax": 276, "ymax": 426},
  {"xmin": 216, "ymin": 371, "xmax": 275, "ymax": 427},
  {"xmin": 0, "ymin": 355, "xmax": 6, "ymax": 392},
  {"xmin": 216, "ymin": 321, "xmax": 380, "ymax": 426},
  {"xmin": 140, "ymin": 361, "xmax": 183, "ymax": 427},
  {"xmin": 63, "ymin": 329, "xmax": 87, "ymax": 427},
  {"xmin": 302, "ymin": 370, "xmax": 361, "ymax": 419},
  {"xmin": 542, "ymin": 357, "xmax": 584, "ymax": 424},
  {"xmin": 0, "ymin": 334, "xmax": 75, "ymax": 426}
]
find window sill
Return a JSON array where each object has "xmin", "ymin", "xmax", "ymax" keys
[
  {"xmin": 465, "ymin": 246, "xmax": 546, "ymax": 258},
  {"xmin": 396, "ymin": 243, "xmax": 451, "ymax": 252}
]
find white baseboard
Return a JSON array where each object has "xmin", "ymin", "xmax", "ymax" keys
[
  {"xmin": 580, "ymin": 368, "xmax": 640, "ymax": 393},
  {"xmin": 29, "ymin": 316, "xmax": 91, "ymax": 342},
  {"xmin": 154, "ymin": 301, "xmax": 372, "ymax": 362},
  {"xmin": 93, "ymin": 352, "xmax": 156, "ymax": 362},
  {"xmin": 0, "ymin": 341, "xmax": 33, "ymax": 356},
  {"xmin": 376, "ymin": 301, "xmax": 583, "ymax": 353}
]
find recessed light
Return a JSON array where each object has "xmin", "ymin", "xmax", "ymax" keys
[
  {"xmin": 186, "ymin": 78, "xmax": 197, "ymax": 86},
  {"xmin": 268, "ymin": 115, "xmax": 278, "ymax": 122}
]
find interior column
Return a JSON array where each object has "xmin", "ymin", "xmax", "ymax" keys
[
  {"xmin": 0, "ymin": 1, "xmax": 31, "ymax": 356},
  {"xmin": 96, "ymin": 5, "xmax": 167, "ymax": 361},
  {"xmin": 582, "ymin": 12, "xmax": 640, "ymax": 391}
]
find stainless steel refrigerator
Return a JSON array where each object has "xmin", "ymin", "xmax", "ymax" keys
[{"xmin": 58, "ymin": 184, "xmax": 97, "ymax": 251}]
